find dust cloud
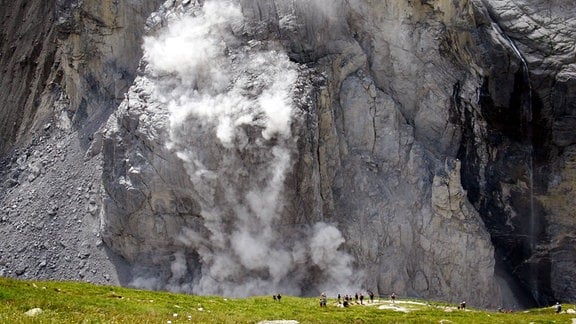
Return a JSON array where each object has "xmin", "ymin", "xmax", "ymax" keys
[{"xmin": 139, "ymin": 0, "xmax": 361, "ymax": 297}]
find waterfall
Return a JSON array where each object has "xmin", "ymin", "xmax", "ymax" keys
[
  {"xmin": 492, "ymin": 26, "xmax": 536, "ymax": 248},
  {"xmin": 485, "ymin": 5, "xmax": 539, "ymax": 302},
  {"xmin": 139, "ymin": 0, "xmax": 358, "ymax": 297},
  {"xmin": 492, "ymin": 22, "xmax": 536, "ymax": 249}
]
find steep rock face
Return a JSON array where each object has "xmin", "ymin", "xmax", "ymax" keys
[
  {"xmin": 457, "ymin": 0, "xmax": 576, "ymax": 305},
  {"xmin": 0, "ymin": 0, "xmax": 58, "ymax": 152},
  {"xmin": 98, "ymin": 0, "xmax": 501, "ymax": 306},
  {"xmin": 493, "ymin": 0, "xmax": 576, "ymax": 305},
  {"xmin": 0, "ymin": 0, "xmax": 163, "ymax": 151},
  {"xmin": 0, "ymin": 0, "xmax": 163, "ymax": 285},
  {"xmin": 298, "ymin": 0, "xmax": 502, "ymax": 304},
  {"xmin": 0, "ymin": 0, "xmax": 575, "ymax": 308},
  {"xmin": 53, "ymin": 0, "xmax": 164, "ymax": 140}
]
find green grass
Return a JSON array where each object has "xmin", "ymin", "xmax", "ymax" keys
[{"xmin": 0, "ymin": 277, "xmax": 574, "ymax": 323}]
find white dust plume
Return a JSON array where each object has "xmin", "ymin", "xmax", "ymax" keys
[{"xmin": 139, "ymin": 0, "xmax": 360, "ymax": 297}]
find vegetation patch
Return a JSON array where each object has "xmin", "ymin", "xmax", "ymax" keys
[{"xmin": 0, "ymin": 277, "xmax": 574, "ymax": 323}]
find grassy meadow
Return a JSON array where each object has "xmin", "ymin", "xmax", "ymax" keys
[{"xmin": 0, "ymin": 276, "xmax": 573, "ymax": 323}]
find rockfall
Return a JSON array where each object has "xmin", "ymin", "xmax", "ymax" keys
[{"xmin": 0, "ymin": 0, "xmax": 575, "ymax": 308}]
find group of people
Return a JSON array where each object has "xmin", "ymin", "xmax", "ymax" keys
[
  {"xmin": 325, "ymin": 291, "xmax": 396, "ymax": 307},
  {"xmin": 335, "ymin": 293, "xmax": 364, "ymax": 306},
  {"xmin": 285, "ymin": 290, "xmax": 565, "ymax": 314}
]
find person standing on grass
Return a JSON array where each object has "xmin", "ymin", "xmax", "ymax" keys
[{"xmin": 391, "ymin": 292, "xmax": 396, "ymax": 304}]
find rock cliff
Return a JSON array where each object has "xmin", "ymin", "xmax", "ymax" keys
[{"xmin": 0, "ymin": 0, "xmax": 575, "ymax": 308}]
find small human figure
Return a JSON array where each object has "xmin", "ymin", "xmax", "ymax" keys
[
  {"xmin": 460, "ymin": 301, "xmax": 466, "ymax": 309},
  {"xmin": 369, "ymin": 291, "xmax": 374, "ymax": 303},
  {"xmin": 337, "ymin": 293, "xmax": 341, "ymax": 304},
  {"xmin": 273, "ymin": 295, "xmax": 277, "ymax": 301},
  {"xmin": 277, "ymin": 294, "xmax": 281, "ymax": 302},
  {"xmin": 555, "ymin": 302, "xmax": 562, "ymax": 313},
  {"xmin": 391, "ymin": 292, "xmax": 396, "ymax": 304},
  {"xmin": 320, "ymin": 293, "xmax": 327, "ymax": 307},
  {"xmin": 360, "ymin": 293, "xmax": 364, "ymax": 305},
  {"xmin": 355, "ymin": 293, "xmax": 359, "ymax": 303}
]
